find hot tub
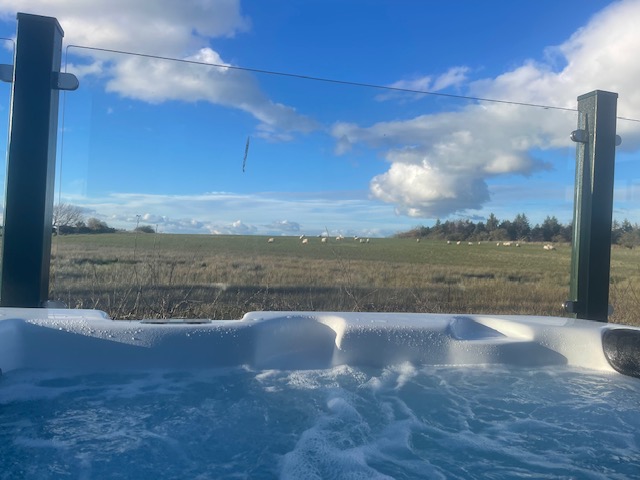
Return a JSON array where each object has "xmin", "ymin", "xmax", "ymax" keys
[{"xmin": 1, "ymin": 308, "xmax": 639, "ymax": 478}]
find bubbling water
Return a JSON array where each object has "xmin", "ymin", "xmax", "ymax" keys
[{"xmin": 1, "ymin": 364, "xmax": 639, "ymax": 479}]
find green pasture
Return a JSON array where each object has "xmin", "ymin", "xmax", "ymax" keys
[{"xmin": 48, "ymin": 233, "xmax": 640, "ymax": 325}]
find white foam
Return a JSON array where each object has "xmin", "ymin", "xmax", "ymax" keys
[{"xmin": 2, "ymin": 363, "xmax": 639, "ymax": 478}]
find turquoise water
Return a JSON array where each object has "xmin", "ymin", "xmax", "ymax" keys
[{"xmin": 1, "ymin": 364, "xmax": 639, "ymax": 479}]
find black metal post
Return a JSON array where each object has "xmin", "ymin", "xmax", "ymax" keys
[
  {"xmin": 0, "ymin": 13, "xmax": 65, "ymax": 307},
  {"xmin": 566, "ymin": 90, "xmax": 618, "ymax": 321}
]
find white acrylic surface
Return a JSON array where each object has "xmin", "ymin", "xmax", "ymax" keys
[{"xmin": 0, "ymin": 308, "xmax": 632, "ymax": 374}]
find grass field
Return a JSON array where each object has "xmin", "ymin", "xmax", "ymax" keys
[{"xmin": 48, "ymin": 233, "xmax": 640, "ymax": 326}]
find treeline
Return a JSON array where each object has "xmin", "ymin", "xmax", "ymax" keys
[
  {"xmin": 396, "ymin": 213, "xmax": 640, "ymax": 248},
  {"xmin": 52, "ymin": 203, "xmax": 154, "ymax": 235},
  {"xmin": 56, "ymin": 217, "xmax": 117, "ymax": 235}
]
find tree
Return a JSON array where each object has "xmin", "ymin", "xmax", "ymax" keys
[
  {"xmin": 491, "ymin": 228, "xmax": 510, "ymax": 241},
  {"xmin": 471, "ymin": 221, "xmax": 487, "ymax": 241},
  {"xmin": 498, "ymin": 220, "xmax": 514, "ymax": 240},
  {"xmin": 486, "ymin": 213, "xmax": 499, "ymax": 232},
  {"xmin": 86, "ymin": 217, "xmax": 115, "ymax": 233},
  {"xmin": 541, "ymin": 216, "xmax": 562, "ymax": 242},
  {"xmin": 53, "ymin": 203, "xmax": 84, "ymax": 233},
  {"xmin": 555, "ymin": 223, "xmax": 573, "ymax": 243},
  {"xmin": 512, "ymin": 213, "xmax": 531, "ymax": 240},
  {"xmin": 620, "ymin": 229, "xmax": 640, "ymax": 249},
  {"xmin": 135, "ymin": 225, "xmax": 156, "ymax": 234},
  {"xmin": 621, "ymin": 219, "xmax": 634, "ymax": 233}
]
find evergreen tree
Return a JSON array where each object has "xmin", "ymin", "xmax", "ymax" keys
[
  {"xmin": 541, "ymin": 216, "xmax": 561, "ymax": 242},
  {"xmin": 486, "ymin": 213, "xmax": 499, "ymax": 232},
  {"xmin": 513, "ymin": 213, "xmax": 531, "ymax": 240}
]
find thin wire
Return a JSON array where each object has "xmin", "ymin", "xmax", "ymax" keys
[
  {"xmin": 67, "ymin": 45, "xmax": 577, "ymax": 110},
  {"xmin": 66, "ymin": 43, "xmax": 640, "ymax": 123},
  {"xmin": 617, "ymin": 116, "xmax": 640, "ymax": 123}
]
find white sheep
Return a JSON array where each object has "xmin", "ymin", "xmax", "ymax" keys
[
  {"xmin": 447, "ymin": 240, "xmax": 451, "ymax": 245},
  {"xmin": 321, "ymin": 237, "xmax": 328, "ymax": 243},
  {"xmin": 267, "ymin": 238, "xmax": 275, "ymax": 243},
  {"xmin": 302, "ymin": 238, "xmax": 309, "ymax": 244}
]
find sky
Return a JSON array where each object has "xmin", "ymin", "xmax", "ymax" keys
[{"xmin": 0, "ymin": 0, "xmax": 639, "ymax": 236}]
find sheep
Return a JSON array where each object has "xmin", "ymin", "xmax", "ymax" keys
[
  {"xmin": 503, "ymin": 241, "xmax": 512, "ymax": 246},
  {"xmin": 543, "ymin": 244, "xmax": 556, "ymax": 251},
  {"xmin": 468, "ymin": 242, "xmax": 473, "ymax": 246},
  {"xmin": 359, "ymin": 238, "xmax": 365, "ymax": 243},
  {"xmin": 301, "ymin": 238, "xmax": 309, "ymax": 244},
  {"xmin": 456, "ymin": 241, "xmax": 461, "ymax": 245},
  {"xmin": 416, "ymin": 238, "xmax": 421, "ymax": 243},
  {"xmin": 299, "ymin": 234, "xmax": 306, "ymax": 240},
  {"xmin": 496, "ymin": 242, "xmax": 501, "ymax": 246},
  {"xmin": 447, "ymin": 240, "xmax": 451, "ymax": 245},
  {"xmin": 321, "ymin": 237, "xmax": 328, "ymax": 243},
  {"xmin": 267, "ymin": 238, "xmax": 275, "ymax": 243}
]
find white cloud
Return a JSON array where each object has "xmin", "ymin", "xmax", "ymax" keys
[
  {"xmin": 0, "ymin": 0, "xmax": 314, "ymax": 139},
  {"xmin": 332, "ymin": 103, "xmax": 557, "ymax": 217},
  {"xmin": 266, "ymin": 220, "xmax": 301, "ymax": 233},
  {"xmin": 370, "ymin": 162, "xmax": 490, "ymax": 217},
  {"xmin": 375, "ymin": 66, "xmax": 469, "ymax": 101},
  {"xmin": 334, "ymin": 0, "xmax": 640, "ymax": 219},
  {"xmin": 209, "ymin": 220, "xmax": 256, "ymax": 235},
  {"xmin": 57, "ymin": 190, "xmax": 409, "ymax": 237},
  {"xmin": 0, "ymin": 0, "xmax": 249, "ymax": 54},
  {"xmin": 432, "ymin": 66, "xmax": 469, "ymax": 91},
  {"xmin": 101, "ymin": 48, "xmax": 317, "ymax": 135}
]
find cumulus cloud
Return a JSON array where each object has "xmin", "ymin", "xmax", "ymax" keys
[
  {"xmin": 102, "ymin": 48, "xmax": 317, "ymax": 136},
  {"xmin": 57, "ymin": 190, "xmax": 404, "ymax": 236},
  {"xmin": 0, "ymin": 0, "xmax": 249, "ymax": 53},
  {"xmin": 334, "ymin": 0, "xmax": 640, "ymax": 219},
  {"xmin": 210, "ymin": 220, "xmax": 257, "ymax": 235},
  {"xmin": 266, "ymin": 220, "xmax": 301, "ymax": 233},
  {"xmin": 332, "ymin": 103, "xmax": 556, "ymax": 217},
  {"xmin": 0, "ymin": 0, "xmax": 315, "ymax": 139}
]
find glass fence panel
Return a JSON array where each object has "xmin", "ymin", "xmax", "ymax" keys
[
  {"xmin": 51, "ymin": 44, "xmax": 640, "ymax": 323},
  {"xmin": 609, "ymin": 117, "xmax": 640, "ymax": 325},
  {"xmin": 0, "ymin": 39, "xmax": 14, "ymax": 274}
]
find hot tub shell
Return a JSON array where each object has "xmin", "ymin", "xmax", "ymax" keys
[{"xmin": 1, "ymin": 308, "xmax": 638, "ymax": 377}]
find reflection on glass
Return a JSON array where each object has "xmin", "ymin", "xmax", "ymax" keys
[{"xmin": 0, "ymin": 39, "xmax": 14, "ymax": 277}]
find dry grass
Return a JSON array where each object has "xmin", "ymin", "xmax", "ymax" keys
[{"xmin": 48, "ymin": 233, "xmax": 640, "ymax": 325}]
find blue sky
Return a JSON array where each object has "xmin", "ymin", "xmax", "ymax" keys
[{"xmin": 0, "ymin": 0, "xmax": 639, "ymax": 236}]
